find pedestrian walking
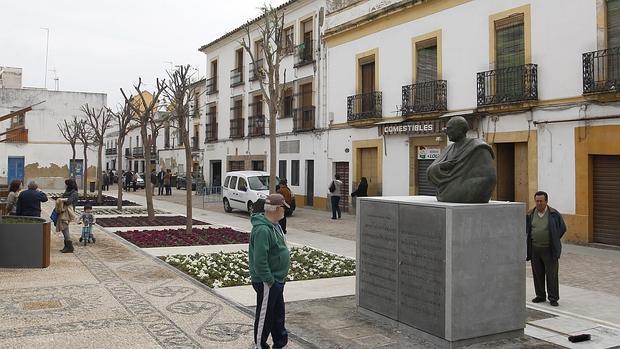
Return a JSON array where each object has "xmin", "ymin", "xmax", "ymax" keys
[
  {"xmin": 276, "ymin": 179, "xmax": 293, "ymax": 233},
  {"xmin": 5, "ymin": 180, "xmax": 22, "ymax": 215},
  {"xmin": 102, "ymin": 171, "xmax": 109, "ymax": 191},
  {"xmin": 157, "ymin": 169, "xmax": 165, "ymax": 195},
  {"xmin": 15, "ymin": 181, "xmax": 48, "ymax": 217},
  {"xmin": 132, "ymin": 172, "xmax": 138, "ymax": 192},
  {"xmin": 124, "ymin": 170, "xmax": 133, "ymax": 192},
  {"xmin": 526, "ymin": 191, "xmax": 566, "ymax": 307},
  {"xmin": 150, "ymin": 169, "xmax": 157, "ymax": 195},
  {"xmin": 164, "ymin": 169, "xmax": 172, "ymax": 195},
  {"xmin": 249, "ymin": 193, "xmax": 290, "ymax": 349},
  {"xmin": 58, "ymin": 178, "xmax": 79, "ymax": 253},
  {"xmin": 328, "ymin": 174, "xmax": 343, "ymax": 219}
]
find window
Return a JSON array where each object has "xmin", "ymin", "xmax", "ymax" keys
[
  {"xmin": 223, "ymin": 176, "xmax": 230, "ymax": 188},
  {"xmin": 238, "ymin": 177, "xmax": 247, "ymax": 191},
  {"xmin": 236, "ymin": 48, "xmax": 244, "ymax": 70},
  {"xmin": 282, "ymin": 26, "xmax": 294, "ymax": 54},
  {"xmin": 279, "ymin": 160, "xmax": 287, "ymax": 180},
  {"xmin": 495, "ymin": 14, "xmax": 525, "ymax": 97},
  {"xmin": 249, "ymin": 176, "xmax": 270, "ymax": 190},
  {"xmin": 282, "ymin": 87, "xmax": 294, "ymax": 118},
  {"xmin": 252, "ymin": 160, "xmax": 264, "ymax": 171},
  {"xmin": 291, "ymin": 160, "xmax": 299, "ymax": 186},
  {"xmin": 609, "ymin": 0, "xmax": 620, "ymax": 49},
  {"xmin": 229, "ymin": 176, "xmax": 238, "ymax": 189},
  {"xmin": 211, "ymin": 60, "xmax": 218, "ymax": 78},
  {"xmin": 416, "ymin": 39, "xmax": 437, "ymax": 82}
]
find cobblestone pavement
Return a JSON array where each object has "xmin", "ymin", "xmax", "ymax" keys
[{"xmin": 0, "ymin": 200, "xmax": 303, "ymax": 349}]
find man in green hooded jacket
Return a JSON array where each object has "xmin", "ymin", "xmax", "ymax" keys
[{"xmin": 249, "ymin": 193, "xmax": 290, "ymax": 349}]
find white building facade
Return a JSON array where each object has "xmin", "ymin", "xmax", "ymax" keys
[
  {"xmin": 1, "ymin": 68, "xmax": 106, "ymax": 189},
  {"xmin": 322, "ymin": 0, "xmax": 620, "ymax": 245}
]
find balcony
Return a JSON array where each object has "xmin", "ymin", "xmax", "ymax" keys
[
  {"xmin": 230, "ymin": 118, "xmax": 245, "ymax": 139},
  {"xmin": 477, "ymin": 64, "xmax": 538, "ymax": 107},
  {"xmin": 4, "ymin": 127, "xmax": 28, "ymax": 143},
  {"xmin": 206, "ymin": 122, "xmax": 218, "ymax": 142},
  {"xmin": 401, "ymin": 80, "xmax": 447, "ymax": 116},
  {"xmin": 249, "ymin": 59, "xmax": 264, "ymax": 81},
  {"xmin": 230, "ymin": 67, "xmax": 244, "ymax": 87},
  {"xmin": 583, "ymin": 47, "xmax": 620, "ymax": 95},
  {"xmin": 347, "ymin": 91, "xmax": 383, "ymax": 122},
  {"xmin": 191, "ymin": 136, "xmax": 200, "ymax": 151},
  {"xmin": 105, "ymin": 148, "xmax": 117, "ymax": 155},
  {"xmin": 293, "ymin": 106, "xmax": 315, "ymax": 132},
  {"xmin": 248, "ymin": 115, "xmax": 266, "ymax": 137},
  {"xmin": 124, "ymin": 148, "xmax": 131, "ymax": 157},
  {"xmin": 132, "ymin": 146, "xmax": 144, "ymax": 158},
  {"xmin": 294, "ymin": 40, "xmax": 314, "ymax": 68},
  {"xmin": 206, "ymin": 76, "xmax": 218, "ymax": 95}
]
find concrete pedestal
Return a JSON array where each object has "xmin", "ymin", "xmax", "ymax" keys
[
  {"xmin": 356, "ymin": 196, "xmax": 526, "ymax": 347},
  {"xmin": 0, "ymin": 217, "xmax": 51, "ymax": 268}
]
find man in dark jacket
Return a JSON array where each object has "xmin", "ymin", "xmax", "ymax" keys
[
  {"xmin": 15, "ymin": 181, "xmax": 48, "ymax": 217},
  {"xmin": 526, "ymin": 191, "xmax": 566, "ymax": 307}
]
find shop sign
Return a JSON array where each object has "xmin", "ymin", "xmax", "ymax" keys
[
  {"xmin": 379, "ymin": 119, "xmax": 446, "ymax": 136},
  {"xmin": 417, "ymin": 147, "xmax": 441, "ymax": 160}
]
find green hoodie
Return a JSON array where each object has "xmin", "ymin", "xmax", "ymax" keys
[{"xmin": 249, "ymin": 213, "xmax": 290, "ymax": 284}]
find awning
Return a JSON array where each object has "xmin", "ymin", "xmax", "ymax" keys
[
  {"xmin": 375, "ymin": 117, "xmax": 405, "ymax": 125},
  {"xmin": 439, "ymin": 109, "xmax": 478, "ymax": 118}
]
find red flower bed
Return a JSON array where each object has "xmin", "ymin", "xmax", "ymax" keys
[
  {"xmin": 96, "ymin": 215, "xmax": 208, "ymax": 227},
  {"xmin": 116, "ymin": 227, "xmax": 249, "ymax": 247}
]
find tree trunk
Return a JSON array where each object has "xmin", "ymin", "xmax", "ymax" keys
[
  {"xmin": 269, "ymin": 104, "xmax": 277, "ymax": 193},
  {"xmin": 142, "ymin": 126, "xmax": 155, "ymax": 218},
  {"xmin": 184, "ymin": 135, "xmax": 192, "ymax": 235},
  {"xmin": 70, "ymin": 146, "xmax": 76, "ymax": 178},
  {"xmin": 96, "ymin": 144, "xmax": 103, "ymax": 204},
  {"xmin": 117, "ymin": 140, "xmax": 124, "ymax": 210},
  {"xmin": 83, "ymin": 145, "xmax": 88, "ymax": 197}
]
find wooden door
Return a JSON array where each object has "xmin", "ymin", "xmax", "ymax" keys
[
  {"xmin": 359, "ymin": 147, "xmax": 378, "ymax": 196},
  {"xmin": 593, "ymin": 155, "xmax": 620, "ymax": 246}
]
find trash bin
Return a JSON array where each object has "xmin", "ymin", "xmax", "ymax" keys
[
  {"xmin": 171, "ymin": 175, "xmax": 178, "ymax": 187},
  {"xmin": 89, "ymin": 181, "xmax": 96, "ymax": 193}
]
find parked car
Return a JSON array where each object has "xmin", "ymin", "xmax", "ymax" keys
[
  {"xmin": 222, "ymin": 171, "xmax": 278, "ymax": 214},
  {"xmin": 176, "ymin": 173, "xmax": 205, "ymax": 190},
  {"xmin": 136, "ymin": 174, "xmax": 145, "ymax": 189}
]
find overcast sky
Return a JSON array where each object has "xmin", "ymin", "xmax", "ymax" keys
[{"xmin": 0, "ymin": 0, "xmax": 288, "ymax": 107}]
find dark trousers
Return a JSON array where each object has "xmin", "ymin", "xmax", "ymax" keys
[
  {"xmin": 165, "ymin": 185, "xmax": 172, "ymax": 195},
  {"xmin": 158, "ymin": 184, "xmax": 164, "ymax": 195},
  {"xmin": 124, "ymin": 181, "xmax": 131, "ymax": 191},
  {"xmin": 253, "ymin": 282, "xmax": 287, "ymax": 349},
  {"xmin": 331, "ymin": 195, "xmax": 341, "ymax": 219},
  {"xmin": 278, "ymin": 216, "xmax": 287, "ymax": 234},
  {"xmin": 531, "ymin": 245, "xmax": 560, "ymax": 302}
]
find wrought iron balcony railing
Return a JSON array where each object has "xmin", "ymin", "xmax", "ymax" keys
[
  {"xmin": 249, "ymin": 59, "xmax": 264, "ymax": 81},
  {"xmin": 105, "ymin": 148, "xmax": 117, "ymax": 155},
  {"xmin": 230, "ymin": 67, "xmax": 244, "ymax": 87},
  {"xmin": 132, "ymin": 146, "xmax": 144, "ymax": 158},
  {"xmin": 206, "ymin": 76, "xmax": 218, "ymax": 95},
  {"xmin": 248, "ymin": 115, "xmax": 266, "ymax": 137},
  {"xmin": 205, "ymin": 122, "xmax": 218, "ymax": 142},
  {"xmin": 347, "ymin": 91, "xmax": 383, "ymax": 122},
  {"xmin": 583, "ymin": 47, "xmax": 620, "ymax": 94},
  {"xmin": 401, "ymin": 80, "xmax": 447, "ymax": 115},
  {"xmin": 293, "ymin": 106, "xmax": 315, "ymax": 132},
  {"xmin": 230, "ymin": 118, "xmax": 245, "ymax": 139},
  {"xmin": 294, "ymin": 40, "xmax": 314, "ymax": 67},
  {"xmin": 477, "ymin": 64, "xmax": 538, "ymax": 106}
]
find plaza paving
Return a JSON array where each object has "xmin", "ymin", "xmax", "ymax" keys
[{"xmin": 1, "ymin": 186, "xmax": 619, "ymax": 348}]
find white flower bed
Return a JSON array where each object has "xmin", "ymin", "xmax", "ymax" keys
[
  {"xmin": 164, "ymin": 246, "xmax": 356, "ymax": 288},
  {"xmin": 75, "ymin": 207, "xmax": 168, "ymax": 215}
]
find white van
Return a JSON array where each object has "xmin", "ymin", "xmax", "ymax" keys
[{"xmin": 222, "ymin": 171, "xmax": 276, "ymax": 214}]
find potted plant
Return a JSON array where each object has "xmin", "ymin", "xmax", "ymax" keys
[{"xmin": 0, "ymin": 216, "xmax": 51, "ymax": 268}]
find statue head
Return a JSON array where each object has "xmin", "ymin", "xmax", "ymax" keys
[{"xmin": 445, "ymin": 116, "xmax": 469, "ymax": 142}]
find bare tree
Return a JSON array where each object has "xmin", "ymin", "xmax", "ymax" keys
[
  {"xmin": 109, "ymin": 101, "xmax": 136, "ymax": 210},
  {"xmin": 75, "ymin": 119, "xmax": 93, "ymax": 197},
  {"xmin": 120, "ymin": 78, "xmax": 167, "ymax": 218},
  {"xmin": 165, "ymin": 65, "xmax": 195, "ymax": 234},
  {"xmin": 82, "ymin": 104, "xmax": 114, "ymax": 204},
  {"xmin": 57, "ymin": 116, "xmax": 80, "ymax": 178},
  {"xmin": 241, "ymin": 5, "xmax": 287, "ymax": 193}
]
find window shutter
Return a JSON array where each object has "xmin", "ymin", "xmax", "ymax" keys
[
  {"xmin": 608, "ymin": 0, "xmax": 620, "ymax": 48},
  {"xmin": 416, "ymin": 43, "xmax": 437, "ymax": 82},
  {"xmin": 495, "ymin": 14, "xmax": 525, "ymax": 69}
]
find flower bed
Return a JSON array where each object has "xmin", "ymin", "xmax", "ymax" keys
[
  {"xmin": 49, "ymin": 193, "xmax": 116, "ymax": 200},
  {"xmin": 164, "ymin": 247, "xmax": 356, "ymax": 288},
  {"xmin": 116, "ymin": 227, "xmax": 248, "ymax": 248},
  {"xmin": 97, "ymin": 215, "xmax": 208, "ymax": 227},
  {"xmin": 76, "ymin": 207, "xmax": 168, "ymax": 215},
  {"xmin": 76, "ymin": 198, "xmax": 140, "ymax": 207}
]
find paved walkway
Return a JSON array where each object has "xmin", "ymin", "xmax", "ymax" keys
[{"xmin": 0, "ymin": 200, "xmax": 303, "ymax": 349}]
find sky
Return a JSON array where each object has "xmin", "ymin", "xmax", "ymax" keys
[{"xmin": 0, "ymin": 0, "xmax": 288, "ymax": 107}]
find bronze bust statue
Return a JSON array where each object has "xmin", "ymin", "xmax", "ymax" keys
[{"xmin": 426, "ymin": 116, "xmax": 496, "ymax": 203}]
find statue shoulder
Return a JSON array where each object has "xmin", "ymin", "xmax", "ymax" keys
[{"xmin": 469, "ymin": 138, "xmax": 494, "ymax": 157}]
